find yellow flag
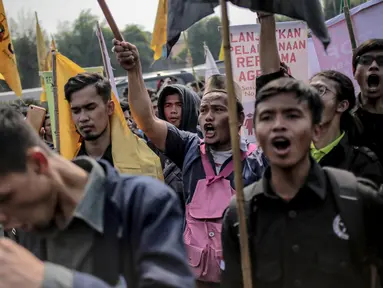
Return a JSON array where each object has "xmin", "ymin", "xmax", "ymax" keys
[
  {"xmin": 55, "ymin": 53, "xmax": 164, "ymax": 180},
  {"xmin": 151, "ymin": 0, "xmax": 168, "ymax": 61},
  {"xmin": 219, "ymin": 41, "xmax": 224, "ymax": 61},
  {"xmin": 0, "ymin": 0, "xmax": 22, "ymax": 96},
  {"xmin": 35, "ymin": 12, "xmax": 49, "ymax": 102},
  {"xmin": 45, "ymin": 39, "xmax": 56, "ymax": 71}
]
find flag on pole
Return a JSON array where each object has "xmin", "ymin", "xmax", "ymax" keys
[
  {"xmin": 219, "ymin": 42, "xmax": 224, "ymax": 61},
  {"xmin": 0, "ymin": 0, "xmax": 22, "ymax": 96},
  {"xmin": 167, "ymin": 0, "xmax": 330, "ymax": 56},
  {"xmin": 95, "ymin": 23, "xmax": 119, "ymax": 98},
  {"xmin": 151, "ymin": 0, "xmax": 168, "ymax": 61},
  {"xmin": 45, "ymin": 39, "xmax": 57, "ymax": 71},
  {"xmin": 55, "ymin": 53, "xmax": 163, "ymax": 180},
  {"xmin": 204, "ymin": 43, "xmax": 220, "ymax": 82},
  {"xmin": 35, "ymin": 12, "xmax": 49, "ymax": 102}
]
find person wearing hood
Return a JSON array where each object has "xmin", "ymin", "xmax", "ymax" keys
[{"xmin": 153, "ymin": 84, "xmax": 202, "ymax": 208}]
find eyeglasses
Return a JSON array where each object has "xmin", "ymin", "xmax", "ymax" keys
[
  {"xmin": 311, "ymin": 84, "xmax": 336, "ymax": 97},
  {"xmin": 357, "ymin": 55, "xmax": 383, "ymax": 66}
]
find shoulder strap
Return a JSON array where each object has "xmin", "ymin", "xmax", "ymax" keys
[
  {"xmin": 228, "ymin": 180, "xmax": 264, "ymax": 238},
  {"xmin": 93, "ymin": 195, "xmax": 121, "ymax": 286},
  {"xmin": 323, "ymin": 167, "xmax": 367, "ymax": 265},
  {"xmin": 219, "ymin": 144, "xmax": 258, "ymax": 179},
  {"xmin": 199, "ymin": 143, "xmax": 216, "ymax": 177}
]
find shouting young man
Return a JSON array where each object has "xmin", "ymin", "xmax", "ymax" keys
[
  {"xmin": 113, "ymin": 40, "xmax": 266, "ymax": 287},
  {"xmin": 222, "ymin": 77, "xmax": 383, "ymax": 288},
  {"xmin": 0, "ymin": 106, "xmax": 194, "ymax": 288}
]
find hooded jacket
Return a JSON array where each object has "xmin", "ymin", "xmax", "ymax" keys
[{"xmin": 157, "ymin": 84, "xmax": 202, "ymax": 206}]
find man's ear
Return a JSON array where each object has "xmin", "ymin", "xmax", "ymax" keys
[
  {"xmin": 25, "ymin": 147, "xmax": 49, "ymax": 175},
  {"xmin": 337, "ymin": 100, "xmax": 349, "ymax": 113},
  {"xmin": 312, "ymin": 124, "xmax": 321, "ymax": 143},
  {"xmin": 238, "ymin": 111, "xmax": 245, "ymax": 128},
  {"xmin": 107, "ymin": 100, "xmax": 115, "ymax": 116}
]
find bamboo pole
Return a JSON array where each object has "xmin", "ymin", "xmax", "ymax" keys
[
  {"xmin": 97, "ymin": 0, "xmax": 124, "ymax": 41},
  {"xmin": 183, "ymin": 32, "xmax": 200, "ymax": 93},
  {"xmin": 51, "ymin": 51, "xmax": 60, "ymax": 154},
  {"xmin": 343, "ymin": 0, "xmax": 357, "ymax": 51},
  {"xmin": 219, "ymin": 0, "xmax": 252, "ymax": 287}
]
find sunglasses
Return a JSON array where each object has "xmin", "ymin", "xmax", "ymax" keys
[{"xmin": 357, "ymin": 55, "xmax": 383, "ymax": 66}]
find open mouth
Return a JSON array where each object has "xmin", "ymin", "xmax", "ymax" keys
[
  {"xmin": 204, "ymin": 123, "xmax": 216, "ymax": 138},
  {"xmin": 271, "ymin": 137, "xmax": 291, "ymax": 154},
  {"xmin": 367, "ymin": 74, "xmax": 380, "ymax": 89}
]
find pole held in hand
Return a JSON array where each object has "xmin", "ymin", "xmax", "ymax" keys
[{"xmin": 97, "ymin": 0, "xmax": 124, "ymax": 41}]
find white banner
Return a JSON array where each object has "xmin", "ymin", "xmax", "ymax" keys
[{"xmin": 229, "ymin": 21, "xmax": 308, "ymax": 143}]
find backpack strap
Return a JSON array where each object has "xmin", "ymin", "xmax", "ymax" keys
[
  {"xmin": 200, "ymin": 143, "xmax": 216, "ymax": 177},
  {"xmin": 93, "ymin": 195, "xmax": 121, "ymax": 286},
  {"xmin": 218, "ymin": 144, "xmax": 258, "ymax": 179},
  {"xmin": 323, "ymin": 167, "xmax": 367, "ymax": 265}
]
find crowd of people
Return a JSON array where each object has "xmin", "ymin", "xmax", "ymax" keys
[{"xmin": 0, "ymin": 12, "xmax": 383, "ymax": 288}]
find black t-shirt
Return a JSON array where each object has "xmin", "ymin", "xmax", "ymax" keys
[{"xmin": 76, "ymin": 143, "xmax": 114, "ymax": 166}]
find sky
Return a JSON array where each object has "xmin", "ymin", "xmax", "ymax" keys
[{"xmin": 4, "ymin": 0, "xmax": 258, "ymax": 34}]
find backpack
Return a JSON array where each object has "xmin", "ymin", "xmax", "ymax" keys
[{"xmin": 232, "ymin": 167, "xmax": 379, "ymax": 287}]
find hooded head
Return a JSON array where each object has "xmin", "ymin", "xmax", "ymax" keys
[{"xmin": 157, "ymin": 84, "xmax": 201, "ymax": 133}]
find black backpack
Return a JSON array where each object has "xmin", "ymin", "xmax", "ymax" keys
[{"xmin": 231, "ymin": 167, "xmax": 379, "ymax": 288}]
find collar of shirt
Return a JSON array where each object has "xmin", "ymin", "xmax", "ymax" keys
[
  {"xmin": 71, "ymin": 156, "xmax": 106, "ymax": 233},
  {"xmin": 261, "ymin": 157, "xmax": 327, "ymax": 201},
  {"xmin": 311, "ymin": 131, "xmax": 345, "ymax": 163}
]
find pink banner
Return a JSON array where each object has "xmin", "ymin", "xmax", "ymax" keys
[{"xmin": 313, "ymin": 0, "xmax": 383, "ymax": 91}]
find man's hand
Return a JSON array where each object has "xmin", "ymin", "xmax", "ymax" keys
[
  {"xmin": 0, "ymin": 238, "xmax": 44, "ymax": 288},
  {"xmin": 113, "ymin": 39, "xmax": 140, "ymax": 72}
]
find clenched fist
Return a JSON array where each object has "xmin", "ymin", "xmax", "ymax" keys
[
  {"xmin": 113, "ymin": 39, "xmax": 140, "ymax": 72},
  {"xmin": 0, "ymin": 238, "xmax": 44, "ymax": 288}
]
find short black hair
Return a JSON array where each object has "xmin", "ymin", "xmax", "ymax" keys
[
  {"xmin": 254, "ymin": 77, "xmax": 323, "ymax": 125},
  {"xmin": 0, "ymin": 106, "xmax": 50, "ymax": 175},
  {"xmin": 120, "ymin": 100, "xmax": 130, "ymax": 113},
  {"xmin": 64, "ymin": 72, "xmax": 111, "ymax": 103},
  {"xmin": 352, "ymin": 39, "xmax": 383, "ymax": 72},
  {"xmin": 311, "ymin": 70, "xmax": 356, "ymax": 131}
]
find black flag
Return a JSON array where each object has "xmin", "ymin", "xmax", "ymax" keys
[{"xmin": 167, "ymin": 0, "xmax": 330, "ymax": 56}]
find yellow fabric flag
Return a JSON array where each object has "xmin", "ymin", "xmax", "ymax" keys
[
  {"xmin": 151, "ymin": 0, "xmax": 168, "ymax": 61},
  {"xmin": 55, "ymin": 53, "xmax": 164, "ymax": 180},
  {"xmin": 35, "ymin": 12, "xmax": 48, "ymax": 102},
  {"xmin": 219, "ymin": 41, "xmax": 224, "ymax": 61},
  {"xmin": 45, "ymin": 39, "xmax": 56, "ymax": 71},
  {"xmin": 0, "ymin": 0, "xmax": 22, "ymax": 96}
]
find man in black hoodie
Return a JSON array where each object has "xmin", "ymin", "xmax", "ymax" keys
[{"xmin": 155, "ymin": 84, "xmax": 202, "ymax": 207}]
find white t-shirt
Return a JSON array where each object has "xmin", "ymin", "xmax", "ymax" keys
[{"xmin": 210, "ymin": 149, "xmax": 233, "ymax": 174}]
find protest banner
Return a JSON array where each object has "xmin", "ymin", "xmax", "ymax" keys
[
  {"xmin": 312, "ymin": 0, "xmax": 383, "ymax": 93},
  {"xmin": 230, "ymin": 21, "xmax": 308, "ymax": 143},
  {"xmin": 41, "ymin": 66, "xmax": 104, "ymax": 147}
]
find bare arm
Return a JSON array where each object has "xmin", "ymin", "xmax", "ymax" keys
[
  {"xmin": 113, "ymin": 40, "xmax": 168, "ymax": 152},
  {"xmin": 259, "ymin": 13, "xmax": 280, "ymax": 74}
]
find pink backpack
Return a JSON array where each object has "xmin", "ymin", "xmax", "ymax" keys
[{"xmin": 183, "ymin": 143, "xmax": 256, "ymax": 283}]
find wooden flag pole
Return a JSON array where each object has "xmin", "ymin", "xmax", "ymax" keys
[
  {"xmin": 51, "ymin": 51, "xmax": 60, "ymax": 154},
  {"xmin": 97, "ymin": 0, "xmax": 124, "ymax": 41},
  {"xmin": 343, "ymin": 0, "xmax": 357, "ymax": 51},
  {"xmin": 219, "ymin": 0, "xmax": 253, "ymax": 287},
  {"xmin": 183, "ymin": 32, "xmax": 200, "ymax": 93}
]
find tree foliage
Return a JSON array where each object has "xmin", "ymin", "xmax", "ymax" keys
[
  {"xmin": 1, "ymin": 9, "xmax": 155, "ymax": 92},
  {"xmin": 177, "ymin": 16, "xmax": 222, "ymax": 65}
]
